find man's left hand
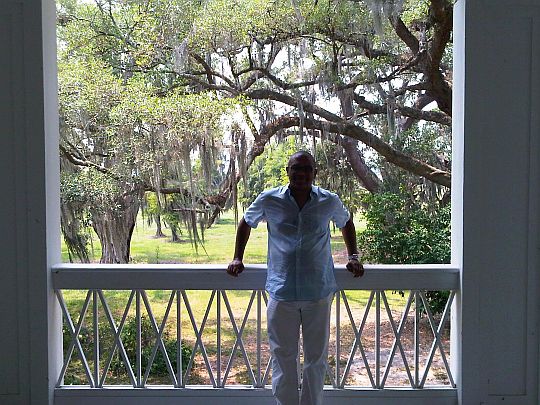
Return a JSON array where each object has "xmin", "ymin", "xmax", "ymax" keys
[{"xmin": 346, "ymin": 259, "xmax": 364, "ymax": 278}]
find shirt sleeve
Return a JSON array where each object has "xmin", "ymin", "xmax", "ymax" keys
[
  {"xmin": 331, "ymin": 194, "xmax": 350, "ymax": 229},
  {"xmin": 243, "ymin": 192, "xmax": 266, "ymax": 228}
]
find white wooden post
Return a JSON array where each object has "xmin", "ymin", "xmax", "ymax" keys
[
  {"xmin": 453, "ymin": 1, "xmax": 540, "ymax": 403},
  {"xmin": 0, "ymin": 0, "xmax": 61, "ymax": 404}
]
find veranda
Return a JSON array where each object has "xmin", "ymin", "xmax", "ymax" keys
[{"xmin": 2, "ymin": 0, "xmax": 540, "ymax": 404}]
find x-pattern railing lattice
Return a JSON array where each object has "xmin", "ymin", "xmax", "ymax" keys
[
  {"xmin": 328, "ymin": 290, "xmax": 456, "ymax": 389},
  {"xmin": 56, "ymin": 287, "xmax": 455, "ymax": 389}
]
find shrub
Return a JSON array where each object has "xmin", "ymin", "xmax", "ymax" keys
[
  {"xmin": 110, "ymin": 315, "xmax": 192, "ymax": 377},
  {"xmin": 62, "ymin": 315, "xmax": 192, "ymax": 383},
  {"xmin": 359, "ymin": 192, "xmax": 451, "ymax": 315}
]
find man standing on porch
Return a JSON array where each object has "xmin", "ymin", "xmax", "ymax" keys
[{"xmin": 227, "ymin": 150, "xmax": 364, "ymax": 405}]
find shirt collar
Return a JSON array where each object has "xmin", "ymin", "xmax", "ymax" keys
[{"xmin": 282, "ymin": 184, "xmax": 317, "ymax": 197}]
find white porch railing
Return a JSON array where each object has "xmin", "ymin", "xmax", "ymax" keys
[{"xmin": 52, "ymin": 264, "xmax": 459, "ymax": 405}]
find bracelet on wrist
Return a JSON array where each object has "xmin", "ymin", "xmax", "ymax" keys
[{"xmin": 347, "ymin": 253, "xmax": 360, "ymax": 261}]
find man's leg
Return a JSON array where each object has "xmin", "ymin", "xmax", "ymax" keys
[
  {"xmin": 299, "ymin": 294, "xmax": 333, "ymax": 405},
  {"xmin": 267, "ymin": 298, "xmax": 301, "ymax": 405}
]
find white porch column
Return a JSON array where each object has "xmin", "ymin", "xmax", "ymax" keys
[
  {"xmin": 453, "ymin": 0, "xmax": 540, "ymax": 404},
  {"xmin": 0, "ymin": 0, "xmax": 61, "ymax": 404}
]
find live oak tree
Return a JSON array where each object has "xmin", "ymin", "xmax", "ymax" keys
[
  {"xmin": 178, "ymin": 0, "xmax": 452, "ymax": 196},
  {"xmin": 58, "ymin": 6, "xmax": 236, "ymax": 262}
]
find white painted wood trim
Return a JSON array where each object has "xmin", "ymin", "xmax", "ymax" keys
[
  {"xmin": 43, "ymin": 0, "xmax": 63, "ymax": 402},
  {"xmin": 51, "ymin": 264, "xmax": 459, "ymax": 291},
  {"xmin": 450, "ymin": 2, "xmax": 465, "ymax": 404},
  {"xmin": 54, "ymin": 387, "xmax": 457, "ymax": 405}
]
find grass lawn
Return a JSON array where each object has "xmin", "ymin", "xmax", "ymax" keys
[{"xmin": 62, "ymin": 210, "xmax": 365, "ymax": 264}]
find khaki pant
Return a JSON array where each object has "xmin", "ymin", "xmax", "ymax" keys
[{"xmin": 267, "ymin": 294, "xmax": 333, "ymax": 405}]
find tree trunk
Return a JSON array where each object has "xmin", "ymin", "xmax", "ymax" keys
[
  {"xmin": 171, "ymin": 225, "xmax": 180, "ymax": 242},
  {"xmin": 91, "ymin": 193, "xmax": 140, "ymax": 263},
  {"xmin": 155, "ymin": 213, "xmax": 166, "ymax": 238}
]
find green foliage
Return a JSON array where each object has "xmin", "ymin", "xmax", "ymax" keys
[
  {"xmin": 57, "ymin": 0, "xmax": 241, "ymax": 262},
  {"xmin": 401, "ymin": 0, "xmax": 431, "ymax": 24},
  {"xmin": 62, "ymin": 315, "xmax": 192, "ymax": 383},
  {"xmin": 57, "ymin": 0, "xmax": 200, "ymax": 74},
  {"xmin": 373, "ymin": 122, "xmax": 451, "ymax": 205},
  {"xmin": 359, "ymin": 191, "xmax": 451, "ymax": 314},
  {"xmin": 239, "ymin": 138, "xmax": 295, "ymax": 208},
  {"xmin": 110, "ymin": 316, "xmax": 191, "ymax": 376},
  {"xmin": 313, "ymin": 141, "xmax": 366, "ymax": 215},
  {"xmin": 359, "ymin": 192, "xmax": 450, "ymax": 264},
  {"xmin": 190, "ymin": 0, "xmax": 372, "ymax": 52},
  {"xmin": 190, "ymin": 0, "xmax": 297, "ymax": 51},
  {"xmin": 61, "ymin": 170, "xmax": 123, "ymax": 213},
  {"xmin": 144, "ymin": 192, "xmax": 161, "ymax": 218}
]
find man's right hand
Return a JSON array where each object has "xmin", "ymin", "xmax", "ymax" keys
[{"xmin": 227, "ymin": 259, "xmax": 245, "ymax": 277}]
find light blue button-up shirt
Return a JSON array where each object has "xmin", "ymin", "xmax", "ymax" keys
[{"xmin": 244, "ymin": 185, "xmax": 350, "ymax": 301}]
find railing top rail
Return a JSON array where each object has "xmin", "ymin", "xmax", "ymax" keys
[{"xmin": 52, "ymin": 264, "xmax": 459, "ymax": 291}]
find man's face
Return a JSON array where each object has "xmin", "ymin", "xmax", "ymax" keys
[{"xmin": 286, "ymin": 154, "xmax": 317, "ymax": 191}]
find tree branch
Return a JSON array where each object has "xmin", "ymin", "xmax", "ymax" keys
[
  {"xmin": 247, "ymin": 88, "xmax": 342, "ymax": 122},
  {"xmin": 341, "ymin": 137, "xmax": 381, "ymax": 193},
  {"xmin": 60, "ymin": 143, "xmax": 122, "ymax": 180},
  {"xmin": 353, "ymin": 94, "xmax": 450, "ymax": 126},
  {"xmin": 389, "ymin": 16, "xmax": 420, "ymax": 54},
  {"xmin": 258, "ymin": 116, "xmax": 451, "ymax": 188},
  {"xmin": 251, "ymin": 67, "xmax": 319, "ymax": 90}
]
